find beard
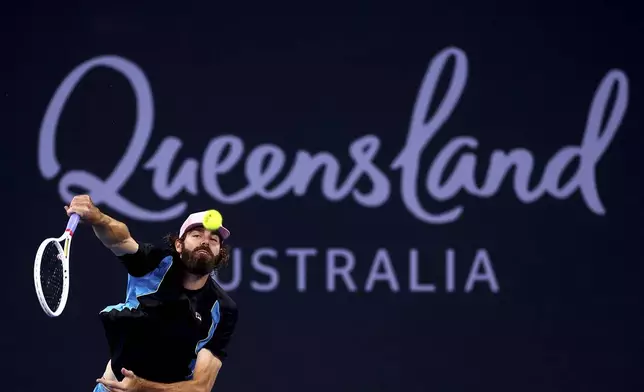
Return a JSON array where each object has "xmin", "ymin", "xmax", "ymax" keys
[{"xmin": 180, "ymin": 245, "xmax": 219, "ymax": 276}]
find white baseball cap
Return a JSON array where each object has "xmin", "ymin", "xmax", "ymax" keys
[{"xmin": 179, "ymin": 211, "xmax": 231, "ymax": 240}]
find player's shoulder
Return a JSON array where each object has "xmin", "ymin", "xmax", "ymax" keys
[
  {"xmin": 118, "ymin": 242, "xmax": 173, "ymax": 277},
  {"xmin": 118, "ymin": 242, "xmax": 171, "ymax": 260},
  {"xmin": 140, "ymin": 242, "xmax": 173, "ymax": 257}
]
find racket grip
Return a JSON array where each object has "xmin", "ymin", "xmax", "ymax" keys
[{"xmin": 66, "ymin": 213, "xmax": 81, "ymax": 236}]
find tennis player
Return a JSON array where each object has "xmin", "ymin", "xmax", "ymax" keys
[{"xmin": 65, "ymin": 195, "xmax": 238, "ymax": 392}]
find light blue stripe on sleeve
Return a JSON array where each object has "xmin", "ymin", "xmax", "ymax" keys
[{"xmin": 100, "ymin": 255, "xmax": 173, "ymax": 313}]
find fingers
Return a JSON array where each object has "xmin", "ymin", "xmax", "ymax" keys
[
  {"xmin": 121, "ymin": 368, "xmax": 135, "ymax": 378},
  {"xmin": 65, "ymin": 195, "xmax": 96, "ymax": 220},
  {"xmin": 65, "ymin": 205, "xmax": 82, "ymax": 217},
  {"xmin": 68, "ymin": 195, "xmax": 94, "ymax": 209}
]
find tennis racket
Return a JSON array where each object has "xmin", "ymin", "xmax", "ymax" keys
[{"xmin": 33, "ymin": 213, "xmax": 80, "ymax": 317}]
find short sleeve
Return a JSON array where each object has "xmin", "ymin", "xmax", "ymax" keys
[
  {"xmin": 203, "ymin": 302, "xmax": 238, "ymax": 361},
  {"xmin": 117, "ymin": 243, "xmax": 169, "ymax": 277}
]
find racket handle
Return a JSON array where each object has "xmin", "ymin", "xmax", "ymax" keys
[{"xmin": 66, "ymin": 213, "xmax": 81, "ymax": 236}]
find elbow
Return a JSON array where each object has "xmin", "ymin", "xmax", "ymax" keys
[{"xmin": 108, "ymin": 237, "xmax": 139, "ymax": 256}]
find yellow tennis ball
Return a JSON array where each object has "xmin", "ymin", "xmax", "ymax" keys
[{"xmin": 203, "ymin": 210, "xmax": 223, "ymax": 231}]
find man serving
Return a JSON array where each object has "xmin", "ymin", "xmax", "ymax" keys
[{"xmin": 65, "ymin": 195, "xmax": 238, "ymax": 392}]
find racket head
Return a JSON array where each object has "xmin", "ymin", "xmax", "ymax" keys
[{"xmin": 33, "ymin": 235, "xmax": 71, "ymax": 317}]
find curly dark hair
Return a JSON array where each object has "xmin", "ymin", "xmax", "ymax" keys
[{"xmin": 162, "ymin": 232, "xmax": 230, "ymax": 271}]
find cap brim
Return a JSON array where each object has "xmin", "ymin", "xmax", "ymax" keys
[
  {"xmin": 218, "ymin": 226, "xmax": 231, "ymax": 240},
  {"xmin": 183, "ymin": 223, "xmax": 231, "ymax": 240}
]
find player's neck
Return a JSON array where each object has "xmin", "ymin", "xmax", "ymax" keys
[{"xmin": 182, "ymin": 273, "xmax": 209, "ymax": 290}]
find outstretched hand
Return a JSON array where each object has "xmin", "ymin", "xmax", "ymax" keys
[{"xmin": 96, "ymin": 368, "xmax": 143, "ymax": 392}]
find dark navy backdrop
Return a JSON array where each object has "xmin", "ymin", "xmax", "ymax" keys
[{"xmin": 3, "ymin": 2, "xmax": 643, "ymax": 391}]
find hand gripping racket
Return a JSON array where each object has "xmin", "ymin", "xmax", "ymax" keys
[{"xmin": 33, "ymin": 213, "xmax": 80, "ymax": 317}]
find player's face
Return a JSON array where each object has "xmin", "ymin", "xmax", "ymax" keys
[{"xmin": 177, "ymin": 227, "xmax": 222, "ymax": 275}]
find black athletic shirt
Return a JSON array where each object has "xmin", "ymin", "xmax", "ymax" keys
[{"xmin": 98, "ymin": 243, "xmax": 238, "ymax": 383}]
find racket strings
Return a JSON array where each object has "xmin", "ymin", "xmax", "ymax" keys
[{"xmin": 40, "ymin": 241, "xmax": 65, "ymax": 311}]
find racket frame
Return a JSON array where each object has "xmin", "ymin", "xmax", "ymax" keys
[{"xmin": 33, "ymin": 214, "xmax": 80, "ymax": 317}]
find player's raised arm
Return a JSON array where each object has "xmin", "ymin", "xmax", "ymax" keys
[{"xmin": 65, "ymin": 195, "xmax": 138, "ymax": 256}]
